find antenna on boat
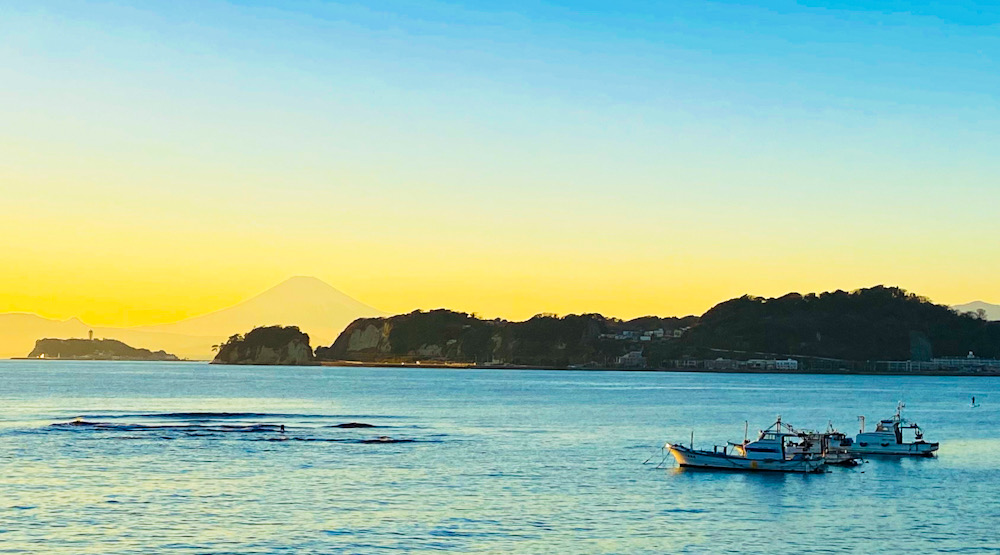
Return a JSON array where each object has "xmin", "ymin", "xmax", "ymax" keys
[
  {"xmin": 744, "ymin": 420, "xmax": 749, "ymax": 445},
  {"xmin": 858, "ymin": 415, "xmax": 865, "ymax": 433},
  {"xmin": 690, "ymin": 430, "xmax": 694, "ymax": 449}
]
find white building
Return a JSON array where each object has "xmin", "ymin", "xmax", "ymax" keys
[
  {"xmin": 616, "ymin": 351, "xmax": 646, "ymax": 368},
  {"xmin": 747, "ymin": 359, "xmax": 799, "ymax": 371},
  {"xmin": 774, "ymin": 359, "xmax": 799, "ymax": 371}
]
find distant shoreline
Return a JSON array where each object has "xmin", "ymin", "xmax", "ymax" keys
[
  {"xmin": 8, "ymin": 357, "xmax": 207, "ymax": 362},
  {"xmin": 319, "ymin": 360, "xmax": 1000, "ymax": 377},
  {"xmin": 7, "ymin": 357, "xmax": 999, "ymax": 376}
]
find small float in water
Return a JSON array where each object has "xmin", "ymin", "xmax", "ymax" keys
[
  {"xmin": 665, "ymin": 417, "xmax": 826, "ymax": 473},
  {"xmin": 360, "ymin": 436, "xmax": 414, "ymax": 444},
  {"xmin": 850, "ymin": 402, "xmax": 938, "ymax": 457}
]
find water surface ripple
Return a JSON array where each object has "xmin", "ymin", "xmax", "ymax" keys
[{"xmin": 1, "ymin": 361, "xmax": 998, "ymax": 553}]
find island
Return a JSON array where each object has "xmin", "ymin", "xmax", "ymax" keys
[
  {"xmin": 314, "ymin": 286, "xmax": 1000, "ymax": 374},
  {"xmin": 27, "ymin": 338, "xmax": 180, "ymax": 361},
  {"xmin": 314, "ymin": 308, "xmax": 695, "ymax": 367},
  {"xmin": 211, "ymin": 325, "xmax": 315, "ymax": 365}
]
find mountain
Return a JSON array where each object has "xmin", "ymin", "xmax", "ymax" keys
[
  {"xmin": 952, "ymin": 301, "xmax": 1000, "ymax": 321},
  {"xmin": 135, "ymin": 276, "xmax": 385, "ymax": 348},
  {"xmin": 0, "ymin": 276, "xmax": 384, "ymax": 360},
  {"xmin": 0, "ymin": 313, "xmax": 91, "ymax": 359}
]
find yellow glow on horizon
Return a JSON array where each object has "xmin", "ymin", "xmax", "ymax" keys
[
  {"xmin": 2, "ymin": 207, "xmax": 996, "ymax": 328},
  {"xmin": 3, "ymin": 91, "xmax": 999, "ymax": 327},
  {"xmin": 3, "ymin": 154, "xmax": 999, "ymax": 327}
]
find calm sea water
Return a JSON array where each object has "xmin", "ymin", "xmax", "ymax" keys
[{"xmin": 1, "ymin": 360, "xmax": 998, "ymax": 554}]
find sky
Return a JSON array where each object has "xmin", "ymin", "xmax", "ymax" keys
[{"xmin": 1, "ymin": 0, "xmax": 998, "ymax": 325}]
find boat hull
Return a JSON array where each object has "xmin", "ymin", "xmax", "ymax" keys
[
  {"xmin": 850, "ymin": 442, "xmax": 938, "ymax": 457},
  {"xmin": 667, "ymin": 444, "xmax": 825, "ymax": 473},
  {"xmin": 785, "ymin": 438, "xmax": 860, "ymax": 466}
]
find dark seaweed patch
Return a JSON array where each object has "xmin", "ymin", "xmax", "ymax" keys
[{"xmin": 329, "ymin": 422, "xmax": 378, "ymax": 428}]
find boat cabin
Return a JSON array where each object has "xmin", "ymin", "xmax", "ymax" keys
[
  {"xmin": 874, "ymin": 418, "xmax": 904, "ymax": 444},
  {"xmin": 733, "ymin": 417, "xmax": 808, "ymax": 461},
  {"xmin": 741, "ymin": 432, "xmax": 793, "ymax": 460}
]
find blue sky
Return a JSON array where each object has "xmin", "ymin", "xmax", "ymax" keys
[{"xmin": 1, "ymin": 0, "xmax": 998, "ymax": 322}]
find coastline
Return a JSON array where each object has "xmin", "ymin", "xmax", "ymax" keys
[
  {"xmin": 8, "ymin": 357, "xmax": 206, "ymax": 362},
  {"xmin": 319, "ymin": 360, "xmax": 1000, "ymax": 377},
  {"xmin": 7, "ymin": 357, "xmax": 998, "ymax": 376}
]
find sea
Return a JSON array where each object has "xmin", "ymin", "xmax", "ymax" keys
[{"xmin": 1, "ymin": 360, "xmax": 998, "ymax": 554}]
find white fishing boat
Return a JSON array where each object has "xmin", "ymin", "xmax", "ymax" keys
[
  {"xmin": 850, "ymin": 402, "xmax": 938, "ymax": 457},
  {"xmin": 666, "ymin": 418, "xmax": 826, "ymax": 473},
  {"xmin": 785, "ymin": 422, "xmax": 860, "ymax": 466}
]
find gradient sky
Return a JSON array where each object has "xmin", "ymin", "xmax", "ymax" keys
[{"xmin": 2, "ymin": 0, "xmax": 998, "ymax": 325}]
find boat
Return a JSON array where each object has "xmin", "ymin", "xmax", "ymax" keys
[
  {"xmin": 666, "ymin": 417, "xmax": 826, "ymax": 473},
  {"xmin": 738, "ymin": 417, "xmax": 859, "ymax": 466},
  {"xmin": 850, "ymin": 402, "xmax": 938, "ymax": 457},
  {"xmin": 784, "ymin": 422, "xmax": 860, "ymax": 466}
]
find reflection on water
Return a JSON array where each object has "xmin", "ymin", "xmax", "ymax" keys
[{"xmin": 1, "ymin": 361, "xmax": 999, "ymax": 553}]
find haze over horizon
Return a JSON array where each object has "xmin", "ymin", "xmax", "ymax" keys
[
  {"xmin": 6, "ymin": 273, "xmax": 998, "ymax": 326},
  {"xmin": 0, "ymin": 276, "xmax": 387, "ymax": 359},
  {"xmin": 7, "ymin": 274, "xmax": 997, "ymax": 329},
  {"xmin": 3, "ymin": 1, "xmax": 999, "ymax": 326},
  {"xmin": 1, "ymin": 273, "xmax": 997, "ymax": 359}
]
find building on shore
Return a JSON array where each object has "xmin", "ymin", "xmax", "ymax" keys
[
  {"xmin": 875, "ymin": 353, "xmax": 1000, "ymax": 373},
  {"xmin": 678, "ymin": 357, "xmax": 800, "ymax": 371},
  {"xmin": 616, "ymin": 350, "xmax": 647, "ymax": 369},
  {"xmin": 704, "ymin": 358, "xmax": 737, "ymax": 371},
  {"xmin": 746, "ymin": 359, "xmax": 799, "ymax": 371}
]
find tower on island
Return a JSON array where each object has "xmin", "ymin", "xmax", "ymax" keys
[{"xmin": 89, "ymin": 330, "xmax": 94, "ymax": 341}]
